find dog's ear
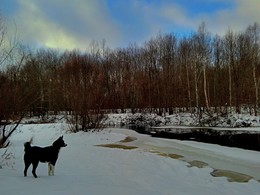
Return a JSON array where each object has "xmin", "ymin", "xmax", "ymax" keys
[{"xmin": 60, "ymin": 136, "xmax": 63, "ymax": 139}]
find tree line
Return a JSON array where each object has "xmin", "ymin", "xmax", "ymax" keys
[{"xmin": 1, "ymin": 20, "xmax": 260, "ymax": 131}]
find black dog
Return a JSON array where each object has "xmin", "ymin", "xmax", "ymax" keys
[{"xmin": 24, "ymin": 136, "xmax": 67, "ymax": 178}]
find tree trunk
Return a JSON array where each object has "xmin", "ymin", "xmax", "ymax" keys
[
  {"xmin": 253, "ymin": 64, "xmax": 259, "ymax": 116},
  {"xmin": 0, "ymin": 117, "xmax": 23, "ymax": 148},
  {"xmin": 185, "ymin": 60, "xmax": 192, "ymax": 108},
  {"xmin": 203, "ymin": 64, "xmax": 210, "ymax": 111},
  {"xmin": 228, "ymin": 57, "xmax": 232, "ymax": 107}
]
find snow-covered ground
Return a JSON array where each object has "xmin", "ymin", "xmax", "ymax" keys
[{"xmin": 1, "ymin": 121, "xmax": 260, "ymax": 195}]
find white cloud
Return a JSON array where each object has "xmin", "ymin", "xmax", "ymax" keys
[
  {"xmin": 236, "ymin": 0, "xmax": 260, "ymax": 22},
  {"xmin": 149, "ymin": 0, "xmax": 260, "ymax": 36},
  {"xmin": 13, "ymin": 0, "xmax": 121, "ymax": 50},
  {"xmin": 5, "ymin": 0, "xmax": 260, "ymax": 51},
  {"xmin": 205, "ymin": 0, "xmax": 260, "ymax": 35},
  {"xmin": 158, "ymin": 3, "xmax": 198, "ymax": 30},
  {"xmin": 12, "ymin": 0, "xmax": 77, "ymax": 50}
]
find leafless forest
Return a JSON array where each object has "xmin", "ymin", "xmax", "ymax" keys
[{"xmin": 1, "ymin": 19, "xmax": 260, "ymax": 130}]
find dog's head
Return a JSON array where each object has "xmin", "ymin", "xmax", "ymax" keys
[{"xmin": 53, "ymin": 136, "xmax": 67, "ymax": 148}]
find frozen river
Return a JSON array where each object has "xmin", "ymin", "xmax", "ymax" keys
[{"xmin": 110, "ymin": 128, "xmax": 260, "ymax": 181}]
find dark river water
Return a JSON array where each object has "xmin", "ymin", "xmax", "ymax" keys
[{"xmin": 125, "ymin": 124, "xmax": 260, "ymax": 151}]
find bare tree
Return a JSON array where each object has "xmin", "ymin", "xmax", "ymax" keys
[
  {"xmin": 179, "ymin": 37, "xmax": 193, "ymax": 108},
  {"xmin": 246, "ymin": 23, "xmax": 260, "ymax": 115},
  {"xmin": 212, "ymin": 35, "xmax": 227, "ymax": 108},
  {"xmin": 0, "ymin": 15, "xmax": 19, "ymax": 69},
  {"xmin": 224, "ymin": 29, "xmax": 237, "ymax": 109},
  {"xmin": 191, "ymin": 35, "xmax": 202, "ymax": 110},
  {"xmin": 193, "ymin": 23, "xmax": 212, "ymax": 111},
  {"xmin": 0, "ymin": 15, "xmax": 26, "ymax": 148}
]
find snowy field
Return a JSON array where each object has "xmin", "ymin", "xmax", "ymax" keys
[{"xmin": 1, "ymin": 121, "xmax": 260, "ymax": 195}]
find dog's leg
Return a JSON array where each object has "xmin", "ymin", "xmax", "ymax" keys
[
  {"xmin": 32, "ymin": 161, "xmax": 39, "ymax": 178},
  {"xmin": 48, "ymin": 163, "xmax": 51, "ymax": 176},
  {"xmin": 48, "ymin": 163, "xmax": 52, "ymax": 176},
  {"xmin": 24, "ymin": 162, "xmax": 31, "ymax": 177},
  {"xmin": 52, "ymin": 165, "xmax": 55, "ymax": 176},
  {"xmin": 48, "ymin": 163, "xmax": 55, "ymax": 176}
]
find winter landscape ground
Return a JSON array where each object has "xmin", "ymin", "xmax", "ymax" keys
[{"xmin": 1, "ymin": 114, "xmax": 260, "ymax": 195}]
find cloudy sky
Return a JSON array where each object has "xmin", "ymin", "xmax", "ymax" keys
[{"xmin": 1, "ymin": 0, "xmax": 260, "ymax": 51}]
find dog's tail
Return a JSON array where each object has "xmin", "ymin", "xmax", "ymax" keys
[{"xmin": 24, "ymin": 142, "xmax": 31, "ymax": 152}]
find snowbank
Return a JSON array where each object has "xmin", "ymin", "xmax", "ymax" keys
[{"xmin": 103, "ymin": 112, "xmax": 260, "ymax": 128}]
